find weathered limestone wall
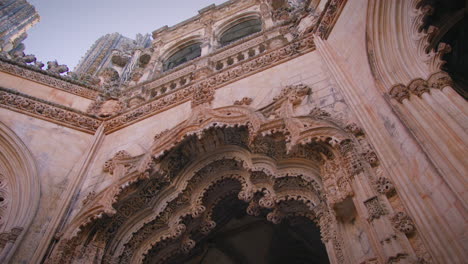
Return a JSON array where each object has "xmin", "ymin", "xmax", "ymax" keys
[
  {"xmin": 323, "ymin": 0, "xmax": 467, "ymax": 261},
  {"xmin": 0, "ymin": 108, "xmax": 93, "ymax": 263},
  {"xmin": 0, "ymin": 71, "xmax": 93, "ymax": 112}
]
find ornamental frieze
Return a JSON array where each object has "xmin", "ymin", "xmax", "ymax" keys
[
  {"xmin": 103, "ymin": 35, "xmax": 315, "ymax": 133},
  {"xmin": 0, "ymin": 59, "xmax": 99, "ymax": 100},
  {"xmin": 0, "ymin": 87, "xmax": 101, "ymax": 134}
]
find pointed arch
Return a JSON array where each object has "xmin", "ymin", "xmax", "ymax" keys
[{"xmin": 0, "ymin": 121, "xmax": 40, "ymax": 263}]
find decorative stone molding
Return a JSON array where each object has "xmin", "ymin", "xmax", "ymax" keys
[
  {"xmin": 315, "ymin": 0, "xmax": 348, "ymax": 39},
  {"xmin": 103, "ymin": 35, "xmax": 315, "ymax": 133},
  {"xmin": 0, "ymin": 87, "xmax": 102, "ymax": 134},
  {"xmin": 390, "ymin": 212, "xmax": 415, "ymax": 235},
  {"xmin": 233, "ymin": 97, "xmax": 253, "ymax": 106},
  {"xmin": 0, "ymin": 58, "xmax": 99, "ymax": 99},
  {"xmin": 364, "ymin": 196, "xmax": 387, "ymax": 221},
  {"xmin": 49, "ymin": 86, "xmax": 376, "ymax": 262},
  {"xmin": 0, "ymin": 122, "xmax": 40, "ymax": 263}
]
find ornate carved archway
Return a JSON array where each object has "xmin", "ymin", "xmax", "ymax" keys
[{"xmin": 49, "ymin": 85, "xmax": 429, "ymax": 264}]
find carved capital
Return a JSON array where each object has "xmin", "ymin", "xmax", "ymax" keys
[
  {"xmin": 408, "ymin": 78, "xmax": 430, "ymax": 97},
  {"xmin": 389, "ymin": 84, "xmax": 410, "ymax": 103},
  {"xmin": 428, "ymin": 71, "xmax": 453, "ymax": 90}
]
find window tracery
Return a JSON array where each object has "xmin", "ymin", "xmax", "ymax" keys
[
  {"xmin": 218, "ymin": 18, "xmax": 262, "ymax": 47},
  {"xmin": 163, "ymin": 43, "xmax": 202, "ymax": 72}
]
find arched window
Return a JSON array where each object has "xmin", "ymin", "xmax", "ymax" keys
[
  {"xmin": 219, "ymin": 18, "xmax": 262, "ymax": 46},
  {"xmin": 163, "ymin": 43, "xmax": 201, "ymax": 72}
]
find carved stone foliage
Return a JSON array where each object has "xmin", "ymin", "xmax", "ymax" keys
[
  {"xmin": 103, "ymin": 35, "xmax": 315, "ymax": 133},
  {"xmin": 320, "ymin": 158, "xmax": 353, "ymax": 207},
  {"xmin": 315, "ymin": 0, "xmax": 348, "ymax": 38},
  {"xmin": 233, "ymin": 97, "xmax": 253, "ymax": 106},
  {"xmin": 103, "ymin": 150, "xmax": 133, "ymax": 175},
  {"xmin": 0, "ymin": 88, "xmax": 102, "ymax": 134},
  {"xmin": 390, "ymin": 212, "xmax": 415, "ymax": 235},
  {"xmin": 389, "ymin": 72, "xmax": 454, "ymax": 103},
  {"xmin": 364, "ymin": 196, "xmax": 387, "ymax": 221},
  {"xmin": 50, "ymin": 86, "xmax": 379, "ymax": 263},
  {"xmin": 191, "ymin": 85, "xmax": 215, "ymax": 107}
]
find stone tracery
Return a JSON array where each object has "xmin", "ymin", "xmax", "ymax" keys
[{"xmin": 44, "ymin": 83, "xmax": 430, "ymax": 264}]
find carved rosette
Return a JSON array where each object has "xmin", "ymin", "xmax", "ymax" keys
[
  {"xmin": 390, "ymin": 212, "xmax": 415, "ymax": 235},
  {"xmin": 364, "ymin": 196, "xmax": 387, "ymax": 221},
  {"xmin": 375, "ymin": 177, "xmax": 395, "ymax": 196}
]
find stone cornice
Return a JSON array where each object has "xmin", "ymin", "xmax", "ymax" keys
[
  {"xmin": 103, "ymin": 34, "xmax": 316, "ymax": 134},
  {"xmin": 0, "ymin": 87, "xmax": 101, "ymax": 134},
  {"xmin": 0, "ymin": 58, "xmax": 100, "ymax": 100}
]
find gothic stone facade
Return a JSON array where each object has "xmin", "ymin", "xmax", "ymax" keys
[{"xmin": 0, "ymin": 0, "xmax": 466, "ymax": 263}]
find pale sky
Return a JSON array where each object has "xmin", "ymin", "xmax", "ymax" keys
[{"xmin": 23, "ymin": 0, "xmax": 227, "ymax": 70}]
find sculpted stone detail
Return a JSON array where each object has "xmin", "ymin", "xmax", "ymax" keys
[
  {"xmin": 389, "ymin": 84, "xmax": 410, "ymax": 103},
  {"xmin": 0, "ymin": 58, "xmax": 99, "ymax": 99},
  {"xmin": 191, "ymin": 85, "xmax": 215, "ymax": 107},
  {"xmin": 316, "ymin": 0, "xmax": 348, "ymax": 38},
  {"xmin": 321, "ymin": 158, "xmax": 353, "ymax": 207},
  {"xmin": 363, "ymin": 149, "xmax": 379, "ymax": 167},
  {"xmin": 389, "ymin": 72, "xmax": 455, "ymax": 103},
  {"xmin": 376, "ymin": 177, "xmax": 395, "ymax": 196},
  {"xmin": 46, "ymin": 79, "xmax": 395, "ymax": 263},
  {"xmin": 390, "ymin": 212, "xmax": 415, "ymax": 235},
  {"xmin": 234, "ymin": 97, "xmax": 253, "ymax": 105},
  {"xmin": 0, "ymin": 173, "xmax": 9, "ymax": 228},
  {"xmin": 0, "ymin": 88, "xmax": 102, "ymax": 134},
  {"xmin": 364, "ymin": 196, "xmax": 387, "ymax": 221},
  {"xmin": 408, "ymin": 78, "xmax": 430, "ymax": 97},
  {"xmin": 427, "ymin": 71, "xmax": 453, "ymax": 90},
  {"xmin": 46, "ymin": 60, "xmax": 69, "ymax": 75},
  {"xmin": 0, "ymin": 227, "xmax": 23, "ymax": 249},
  {"xmin": 345, "ymin": 122, "xmax": 364, "ymax": 137},
  {"xmin": 103, "ymin": 35, "xmax": 315, "ymax": 133},
  {"xmin": 103, "ymin": 150, "xmax": 133, "ymax": 175}
]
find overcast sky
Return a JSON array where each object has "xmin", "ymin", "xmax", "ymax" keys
[{"xmin": 23, "ymin": 0, "xmax": 227, "ymax": 70}]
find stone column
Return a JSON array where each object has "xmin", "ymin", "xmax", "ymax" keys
[
  {"xmin": 390, "ymin": 75, "xmax": 468, "ymax": 206},
  {"xmin": 314, "ymin": 35, "xmax": 466, "ymax": 262}
]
